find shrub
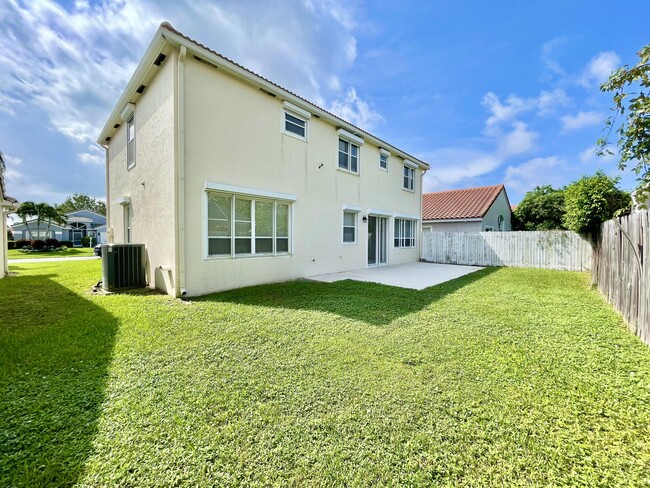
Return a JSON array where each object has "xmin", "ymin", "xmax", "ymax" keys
[
  {"xmin": 81, "ymin": 236, "xmax": 91, "ymax": 247},
  {"xmin": 60, "ymin": 241, "xmax": 74, "ymax": 248},
  {"xmin": 7, "ymin": 241, "xmax": 14, "ymax": 250},
  {"xmin": 14, "ymin": 239, "xmax": 31, "ymax": 249},
  {"xmin": 31, "ymin": 240, "xmax": 46, "ymax": 250},
  {"xmin": 45, "ymin": 238, "xmax": 60, "ymax": 248}
]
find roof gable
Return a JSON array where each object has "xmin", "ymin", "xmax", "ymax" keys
[{"xmin": 422, "ymin": 185, "xmax": 506, "ymax": 221}]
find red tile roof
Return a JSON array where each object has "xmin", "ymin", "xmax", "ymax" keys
[{"xmin": 422, "ymin": 185, "xmax": 505, "ymax": 221}]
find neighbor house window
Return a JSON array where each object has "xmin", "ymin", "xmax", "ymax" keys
[
  {"xmin": 127, "ymin": 115, "xmax": 135, "ymax": 169},
  {"xmin": 338, "ymin": 138, "xmax": 359, "ymax": 173},
  {"xmin": 380, "ymin": 153, "xmax": 388, "ymax": 170},
  {"xmin": 343, "ymin": 211, "xmax": 357, "ymax": 243},
  {"xmin": 207, "ymin": 192, "xmax": 291, "ymax": 257},
  {"xmin": 394, "ymin": 219, "xmax": 416, "ymax": 248},
  {"xmin": 403, "ymin": 165, "xmax": 415, "ymax": 191}
]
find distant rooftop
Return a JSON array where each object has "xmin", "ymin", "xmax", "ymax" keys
[{"xmin": 422, "ymin": 185, "xmax": 505, "ymax": 220}]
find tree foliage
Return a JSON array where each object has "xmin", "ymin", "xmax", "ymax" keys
[
  {"xmin": 14, "ymin": 201, "xmax": 66, "ymax": 239},
  {"xmin": 598, "ymin": 43, "xmax": 650, "ymax": 208},
  {"xmin": 563, "ymin": 171, "xmax": 631, "ymax": 236},
  {"xmin": 57, "ymin": 193, "xmax": 106, "ymax": 216},
  {"xmin": 513, "ymin": 185, "xmax": 566, "ymax": 231}
]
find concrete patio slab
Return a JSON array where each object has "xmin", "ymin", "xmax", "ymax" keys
[{"xmin": 307, "ymin": 262, "xmax": 484, "ymax": 290}]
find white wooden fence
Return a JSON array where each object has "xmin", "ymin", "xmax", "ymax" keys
[{"xmin": 421, "ymin": 231, "xmax": 593, "ymax": 271}]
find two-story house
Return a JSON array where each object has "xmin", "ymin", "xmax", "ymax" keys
[{"xmin": 97, "ymin": 23, "xmax": 429, "ymax": 297}]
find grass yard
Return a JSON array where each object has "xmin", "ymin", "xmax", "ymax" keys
[
  {"xmin": 1, "ymin": 261, "xmax": 650, "ymax": 486},
  {"xmin": 8, "ymin": 247, "xmax": 97, "ymax": 259}
]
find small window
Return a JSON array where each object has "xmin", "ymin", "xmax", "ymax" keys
[
  {"xmin": 338, "ymin": 138, "xmax": 359, "ymax": 173},
  {"xmin": 127, "ymin": 115, "xmax": 135, "ymax": 169},
  {"xmin": 284, "ymin": 112, "xmax": 307, "ymax": 139},
  {"xmin": 403, "ymin": 165, "xmax": 415, "ymax": 191},
  {"xmin": 394, "ymin": 219, "xmax": 416, "ymax": 248},
  {"xmin": 379, "ymin": 154, "xmax": 388, "ymax": 170},
  {"xmin": 124, "ymin": 204, "xmax": 132, "ymax": 243},
  {"xmin": 343, "ymin": 211, "xmax": 357, "ymax": 243}
]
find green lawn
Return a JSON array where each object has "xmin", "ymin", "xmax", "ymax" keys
[
  {"xmin": 8, "ymin": 247, "xmax": 97, "ymax": 259},
  {"xmin": 1, "ymin": 261, "xmax": 650, "ymax": 487}
]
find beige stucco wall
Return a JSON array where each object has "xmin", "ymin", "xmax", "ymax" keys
[
  {"xmin": 106, "ymin": 50, "xmax": 177, "ymax": 293},
  {"xmin": 180, "ymin": 55, "xmax": 422, "ymax": 296},
  {"xmin": 422, "ymin": 221, "xmax": 483, "ymax": 233},
  {"xmin": 481, "ymin": 189, "xmax": 512, "ymax": 231}
]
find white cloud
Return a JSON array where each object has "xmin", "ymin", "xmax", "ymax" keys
[
  {"xmin": 541, "ymin": 36, "xmax": 568, "ymax": 79},
  {"xmin": 422, "ymin": 149, "xmax": 502, "ymax": 191},
  {"xmin": 0, "ymin": 0, "xmax": 376, "ymax": 156},
  {"xmin": 482, "ymin": 89, "xmax": 570, "ymax": 131},
  {"xmin": 328, "ymin": 88, "xmax": 383, "ymax": 131},
  {"xmin": 496, "ymin": 121, "xmax": 537, "ymax": 157},
  {"xmin": 504, "ymin": 156, "xmax": 567, "ymax": 193},
  {"xmin": 578, "ymin": 51, "xmax": 620, "ymax": 88},
  {"xmin": 560, "ymin": 111, "xmax": 603, "ymax": 131},
  {"xmin": 579, "ymin": 145, "xmax": 616, "ymax": 164}
]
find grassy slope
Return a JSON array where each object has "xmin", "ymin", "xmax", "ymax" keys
[
  {"xmin": 8, "ymin": 247, "xmax": 96, "ymax": 259},
  {"xmin": 1, "ymin": 261, "xmax": 649, "ymax": 487}
]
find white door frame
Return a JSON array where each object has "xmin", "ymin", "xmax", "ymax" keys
[{"xmin": 367, "ymin": 215, "xmax": 389, "ymax": 268}]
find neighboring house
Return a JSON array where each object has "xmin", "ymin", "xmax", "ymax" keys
[
  {"xmin": 97, "ymin": 22, "xmax": 429, "ymax": 297},
  {"xmin": 12, "ymin": 209, "xmax": 107, "ymax": 246},
  {"xmin": 1, "ymin": 153, "xmax": 18, "ymax": 278},
  {"xmin": 422, "ymin": 184, "xmax": 512, "ymax": 232}
]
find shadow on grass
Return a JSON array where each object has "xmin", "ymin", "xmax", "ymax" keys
[
  {"xmin": 198, "ymin": 267, "xmax": 497, "ymax": 326},
  {"xmin": 0, "ymin": 272, "xmax": 117, "ymax": 486}
]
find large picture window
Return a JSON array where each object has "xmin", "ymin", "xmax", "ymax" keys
[
  {"xmin": 394, "ymin": 218, "xmax": 416, "ymax": 248},
  {"xmin": 207, "ymin": 192, "xmax": 291, "ymax": 257}
]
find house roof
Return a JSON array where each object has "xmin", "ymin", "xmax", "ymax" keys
[
  {"xmin": 97, "ymin": 22, "xmax": 429, "ymax": 170},
  {"xmin": 422, "ymin": 185, "xmax": 506, "ymax": 221}
]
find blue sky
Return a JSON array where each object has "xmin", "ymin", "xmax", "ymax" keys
[{"xmin": 1, "ymin": 0, "xmax": 649, "ymax": 213}]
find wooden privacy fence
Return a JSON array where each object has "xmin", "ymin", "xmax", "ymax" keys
[
  {"xmin": 592, "ymin": 210, "xmax": 649, "ymax": 347},
  {"xmin": 421, "ymin": 231, "xmax": 593, "ymax": 271}
]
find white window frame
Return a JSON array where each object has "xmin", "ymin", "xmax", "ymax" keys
[
  {"xmin": 282, "ymin": 101, "xmax": 310, "ymax": 141},
  {"xmin": 203, "ymin": 183, "xmax": 296, "ymax": 260},
  {"xmin": 124, "ymin": 204, "xmax": 132, "ymax": 243},
  {"xmin": 394, "ymin": 218, "xmax": 416, "ymax": 248},
  {"xmin": 337, "ymin": 129, "xmax": 364, "ymax": 175},
  {"xmin": 379, "ymin": 148, "xmax": 390, "ymax": 171},
  {"xmin": 342, "ymin": 209, "xmax": 359, "ymax": 244},
  {"xmin": 403, "ymin": 163, "xmax": 415, "ymax": 192}
]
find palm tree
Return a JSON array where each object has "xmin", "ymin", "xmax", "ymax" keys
[
  {"xmin": 42, "ymin": 205, "xmax": 67, "ymax": 238},
  {"xmin": 15, "ymin": 201, "xmax": 38, "ymax": 239}
]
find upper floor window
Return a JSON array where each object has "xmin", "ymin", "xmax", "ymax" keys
[
  {"xmin": 403, "ymin": 165, "xmax": 415, "ymax": 191},
  {"xmin": 282, "ymin": 101, "xmax": 310, "ymax": 141},
  {"xmin": 285, "ymin": 112, "xmax": 306, "ymax": 138},
  {"xmin": 127, "ymin": 115, "xmax": 136, "ymax": 169},
  {"xmin": 380, "ymin": 154, "xmax": 388, "ymax": 170},
  {"xmin": 338, "ymin": 139, "xmax": 359, "ymax": 173},
  {"xmin": 379, "ymin": 148, "xmax": 390, "ymax": 171}
]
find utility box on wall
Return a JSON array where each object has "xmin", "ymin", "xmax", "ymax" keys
[{"xmin": 101, "ymin": 243, "xmax": 146, "ymax": 291}]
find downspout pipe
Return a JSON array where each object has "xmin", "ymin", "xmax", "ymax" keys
[
  {"xmin": 176, "ymin": 45, "xmax": 187, "ymax": 297},
  {"xmin": 419, "ymin": 167, "xmax": 428, "ymax": 260}
]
